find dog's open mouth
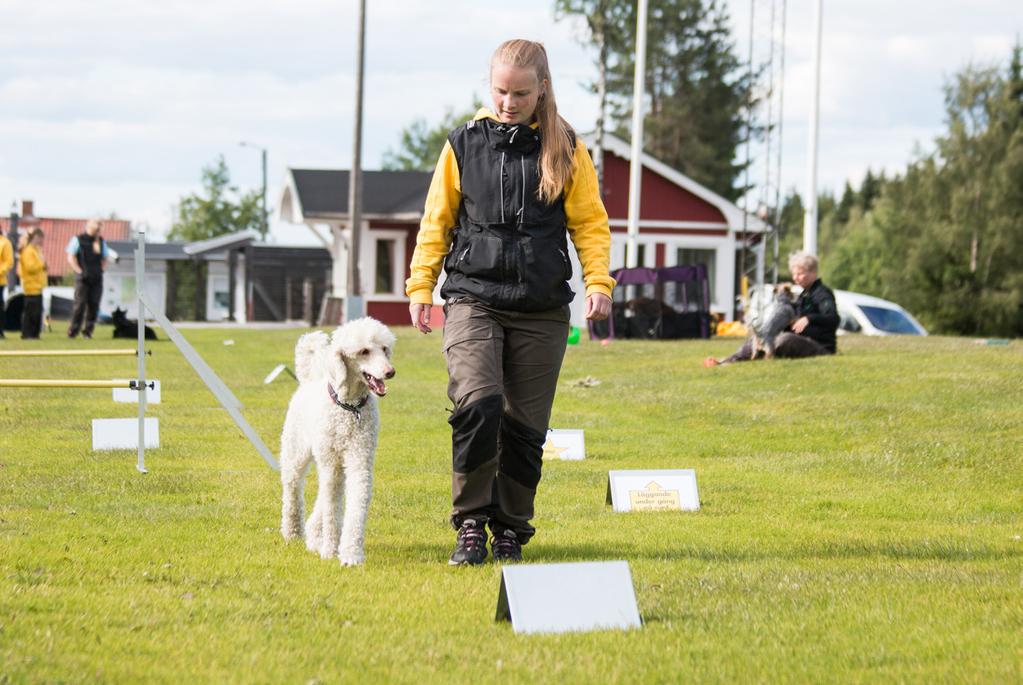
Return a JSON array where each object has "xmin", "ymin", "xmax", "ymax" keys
[{"xmin": 363, "ymin": 373, "xmax": 387, "ymax": 396}]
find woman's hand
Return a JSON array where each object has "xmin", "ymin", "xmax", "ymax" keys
[
  {"xmin": 410, "ymin": 303, "xmax": 433, "ymax": 334},
  {"xmin": 791, "ymin": 316, "xmax": 809, "ymax": 334},
  {"xmin": 585, "ymin": 293, "xmax": 612, "ymax": 321}
]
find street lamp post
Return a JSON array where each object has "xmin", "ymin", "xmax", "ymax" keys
[{"xmin": 239, "ymin": 141, "xmax": 268, "ymax": 241}]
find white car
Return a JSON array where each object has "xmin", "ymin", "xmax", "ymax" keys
[{"xmin": 834, "ymin": 290, "xmax": 928, "ymax": 336}]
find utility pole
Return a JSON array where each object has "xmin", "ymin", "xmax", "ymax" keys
[
  {"xmin": 260, "ymin": 147, "xmax": 267, "ymax": 240},
  {"xmin": 345, "ymin": 0, "xmax": 367, "ymax": 322},
  {"xmin": 625, "ymin": 0, "xmax": 649, "ymax": 269}
]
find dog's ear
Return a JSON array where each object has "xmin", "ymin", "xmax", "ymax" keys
[{"xmin": 328, "ymin": 326, "xmax": 355, "ymax": 387}]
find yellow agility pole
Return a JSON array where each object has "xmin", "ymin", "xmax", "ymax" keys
[
  {"xmin": 0, "ymin": 379, "xmax": 152, "ymax": 389},
  {"xmin": 0, "ymin": 349, "xmax": 144, "ymax": 358}
]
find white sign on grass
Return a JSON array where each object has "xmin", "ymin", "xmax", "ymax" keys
[
  {"xmin": 111, "ymin": 379, "xmax": 161, "ymax": 404},
  {"xmin": 263, "ymin": 364, "xmax": 297, "ymax": 385},
  {"xmin": 495, "ymin": 560, "xmax": 642, "ymax": 634},
  {"xmin": 92, "ymin": 418, "xmax": 160, "ymax": 451},
  {"xmin": 542, "ymin": 429, "xmax": 585, "ymax": 461},
  {"xmin": 606, "ymin": 469, "xmax": 700, "ymax": 512}
]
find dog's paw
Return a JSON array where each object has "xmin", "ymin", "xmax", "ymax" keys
[
  {"xmin": 281, "ymin": 527, "xmax": 303, "ymax": 542},
  {"xmin": 318, "ymin": 544, "xmax": 338, "ymax": 560},
  {"xmin": 305, "ymin": 523, "xmax": 322, "ymax": 552},
  {"xmin": 339, "ymin": 552, "xmax": 365, "ymax": 567}
]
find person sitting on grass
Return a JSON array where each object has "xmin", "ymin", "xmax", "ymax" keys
[{"xmin": 705, "ymin": 251, "xmax": 839, "ymax": 366}]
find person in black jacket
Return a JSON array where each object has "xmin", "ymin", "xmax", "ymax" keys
[
  {"xmin": 706, "ymin": 251, "xmax": 839, "ymax": 365},
  {"xmin": 66, "ymin": 219, "xmax": 107, "ymax": 339},
  {"xmin": 783, "ymin": 251, "xmax": 839, "ymax": 354}
]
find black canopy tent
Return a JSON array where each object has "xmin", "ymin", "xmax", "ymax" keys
[{"xmin": 589, "ymin": 264, "xmax": 712, "ymax": 340}]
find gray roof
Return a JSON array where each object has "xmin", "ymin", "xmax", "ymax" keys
[
  {"xmin": 290, "ymin": 169, "xmax": 432, "ymax": 218},
  {"xmin": 183, "ymin": 229, "xmax": 258, "ymax": 256},
  {"xmin": 108, "ymin": 240, "xmax": 192, "ymax": 261},
  {"xmin": 107, "ymin": 240, "xmax": 330, "ymax": 262}
]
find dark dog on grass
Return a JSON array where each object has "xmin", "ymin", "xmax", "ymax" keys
[{"xmin": 112, "ymin": 307, "xmax": 158, "ymax": 340}]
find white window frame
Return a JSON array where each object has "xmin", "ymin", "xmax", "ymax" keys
[{"xmin": 361, "ymin": 229, "xmax": 408, "ymax": 301}]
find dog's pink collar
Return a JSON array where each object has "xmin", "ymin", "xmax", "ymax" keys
[{"xmin": 327, "ymin": 383, "xmax": 369, "ymax": 419}]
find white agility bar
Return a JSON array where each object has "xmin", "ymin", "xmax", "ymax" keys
[
  {"xmin": 0, "ymin": 349, "xmax": 140, "ymax": 357},
  {"xmin": 0, "ymin": 379, "xmax": 148, "ymax": 388}
]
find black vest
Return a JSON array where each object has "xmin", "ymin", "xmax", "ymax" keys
[
  {"xmin": 76, "ymin": 233, "xmax": 105, "ymax": 280},
  {"xmin": 440, "ymin": 119, "xmax": 575, "ymax": 312}
]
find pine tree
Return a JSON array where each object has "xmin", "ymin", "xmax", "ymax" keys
[
  {"xmin": 835, "ymin": 182, "xmax": 857, "ymax": 225},
  {"xmin": 858, "ymin": 169, "xmax": 882, "ymax": 212},
  {"xmin": 559, "ymin": 0, "xmax": 751, "ymax": 200}
]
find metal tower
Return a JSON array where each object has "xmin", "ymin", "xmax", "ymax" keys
[{"xmin": 737, "ymin": 0, "xmax": 787, "ymax": 317}]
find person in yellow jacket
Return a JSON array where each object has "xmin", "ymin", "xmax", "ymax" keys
[
  {"xmin": 0, "ymin": 231, "xmax": 13, "ymax": 339},
  {"xmin": 17, "ymin": 228, "xmax": 47, "ymax": 339},
  {"xmin": 406, "ymin": 39, "xmax": 615, "ymax": 565}
]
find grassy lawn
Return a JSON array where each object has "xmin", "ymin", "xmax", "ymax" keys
[{"xmin": 1, "ymin": 326, "xmax": 1021, "ymax": 683}]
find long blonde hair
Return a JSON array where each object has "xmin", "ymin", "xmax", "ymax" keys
[{"xmin": 491, "ymin": 40, "xmax": 575, "ymax": 203}]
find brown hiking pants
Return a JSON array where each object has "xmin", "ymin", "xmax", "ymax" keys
[{"xmin": 443, "ymin": 300, "xmax": 569, "ymax": 543}]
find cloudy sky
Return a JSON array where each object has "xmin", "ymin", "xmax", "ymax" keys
[{"xmin": 1, "ymin": 1, "xmax": 1019, "ymax": 242}]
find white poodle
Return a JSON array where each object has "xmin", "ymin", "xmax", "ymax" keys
[{"xmin": 279, "ymin": 317, "xmax": 396, "ymax": 566}]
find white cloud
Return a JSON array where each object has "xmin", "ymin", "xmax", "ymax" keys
[{"xmin": 0, "ymin": 0, "xmax": 1019, "ymax": 236}]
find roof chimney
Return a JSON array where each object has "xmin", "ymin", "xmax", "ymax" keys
[{"xmin": 21, "ymin": 200, "xmax": 35, "ymax": 220}]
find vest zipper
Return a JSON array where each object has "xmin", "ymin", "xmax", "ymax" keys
[
  {"xmin": 500, "ymin": 151, "xmax": 506, "ymax": 223},
  {"xmin": 519, "ymin": 156, "xmax": 526, "ymax": 224}
]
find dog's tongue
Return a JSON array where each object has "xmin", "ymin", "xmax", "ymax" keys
[{"xmin": 365, "ymin": 374, "xmax": 387, "ymax": 396}]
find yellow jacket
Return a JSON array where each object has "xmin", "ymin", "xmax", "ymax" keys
[
  {"xmin": 0, "ymin": 235, "xmax": 12, "ymax": 286},
  {"xmin": 17, "ymin": 244, "xmax": 47, "ymax": 295},
  {"xmin": 406, "ymin": 108, "xmax": 616, "ymax": 306}
]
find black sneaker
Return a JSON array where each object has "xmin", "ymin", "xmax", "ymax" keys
[
  {"xmin": 449, "ymin": 519, "xmax": 488, "ymax": 566},
  {"xmin": 491, "ymin": 529, "xmax": 522, "ymax": 563}
]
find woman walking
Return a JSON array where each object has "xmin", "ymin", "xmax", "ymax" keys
[{"xmin": 407, "ymin": 39, "xmax": 615, "ymax": 565}]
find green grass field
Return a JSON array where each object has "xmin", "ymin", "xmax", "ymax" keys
[{"xmin": 1, "ymin": 327, "xmax": 1021, "ymax": 683}]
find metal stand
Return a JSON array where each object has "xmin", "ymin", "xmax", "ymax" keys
[{"xmin": 136, "ymin": 231, "xmax": 148, "ymax": 474}]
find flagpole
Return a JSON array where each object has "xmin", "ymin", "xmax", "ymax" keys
[
  {"xmin": 803, "ymin": 0, "xmax": 822, "ymax": 256},
  {"xmin": 625, "ymin": 0, "xmax": 649, "ymax": 269}
]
